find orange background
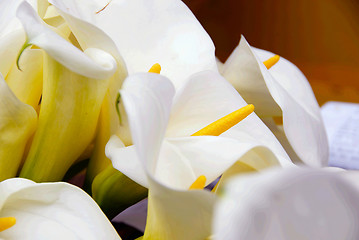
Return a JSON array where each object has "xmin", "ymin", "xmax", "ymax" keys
[{"xmin": 184, "ymin": 0, "xmax": 359, "ymax": 105}]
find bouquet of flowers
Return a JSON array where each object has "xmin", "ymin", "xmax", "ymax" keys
[{"xmin": 1, "ymin": 0, "xmax": 357, "ymax": 239}]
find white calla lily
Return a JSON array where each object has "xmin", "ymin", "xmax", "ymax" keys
[
  {"xmin": 222, "ymin": 36, "xmax": 329, "ymax": 167},
  {"xmin": 213, "ymin": 167, "xmax": 359, "ymax": 240},
  {"xmin": 0, "ymin": 178, "xmax": 121, "ymax": 239},
  {"xmin": 14, "ymin": 2, "xmax": 126, "ymax": 182},
  {"xmin": 49, "ymin": 0, "xmax": 217, "ymax": 89},
  {"xmin": 107, "ymin": 71, "xmax": 294, "ymax": 239}
]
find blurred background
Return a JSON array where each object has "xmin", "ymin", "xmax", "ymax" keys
[{"xmin": 183, "ymin": 0, "xmax": 359, "ymax": 105}]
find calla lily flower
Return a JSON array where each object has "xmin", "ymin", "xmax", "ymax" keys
[
  {"xmin": 221, "ymin": 36, "xmax": 329, "ymax": 167},
  {"xmin": 45, "ymin": 0, "xmax": 219, "ymax": 187},
  {"xmin": 13, "ymin": 2, "xmax": 126, "ymax": 182},
  {"xmin": 49, "ymin": 0, "xmax": 218, "ymax": 89},
  {"xmin": 43, "ymin": 0, "xmax": 222, "ymax": 212},
  {"xmin": 107, "ymin": 70, "xmax": 294, "ymax": 239},
  {"xmin": 0, "ymin": 178, "xmax": 121, "ymax": 239},
  {"xmin": 213, "ymin": 167, "xmax": 359, "ymax": 240}
]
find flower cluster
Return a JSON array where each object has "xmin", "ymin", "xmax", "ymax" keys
[{"xmin": 1, "ymin": 0, "xmax": 356, "ymax": 239}]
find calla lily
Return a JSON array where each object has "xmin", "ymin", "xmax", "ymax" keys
[
  {"xmin": 107, "ymin": 70, "xmax": 294, "ymax": 239},
  {"xmin": 13, "ymin": 2, "xmax": 126, "ymax": 182},
  {"xmin": 213, "ymin": 167, "xmax": 359, "ymax": 240},
  {"xmin": 45, "ymin": 0, "xmax": 219, "ymax": 188},
  {"xmin": 49, "ymin": 0, "xmax": 218, "ymax": 89},
  {"xmin": 221, "ymin": 36, "xmax": 329, "ymax": 167},
  {"xmin": 0, "ymin": 178, "xmax": 121, "ymax": 239},
  {"xmin": 0, "ymin": 74, "xmax": 37, "ymax": 181}
]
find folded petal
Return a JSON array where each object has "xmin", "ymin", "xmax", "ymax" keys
[
  {"xmin": 49, "ymin": 0, "xmax": 217, "ymax": 88},
  {"xmin": 17, "ymin": 2, "xmax": 117, "ymax": 79},
  {"xmin": 155, "ymin": 136, "xmax": 282, "ymax": 190},
  {"xmin": 0, "ymin": 178, "xmax": 121, "ymax": 239},
  {"xmin": 168, "ymin": 70, "xmax": 292, "ymax": 167},
  {"xmin": 119, "ymin": 72, "xmax": 175, "ymax": 173},
  {"xmin": 0, "ymin": 0, "xmax": 45, "ymax": 77},
  {"xmin": 143, "ymin": 177, "xmax": 216, "ymax": 240},
  {"xmin": 47, "ymin": 2, "xmax": 131, "ymax": 185},
  {"xmin": 106, "ymin": 137, "xmax": 148, "ymax": 188},
  {"xmin": 5, "ymin": 48, "xmax": 43, "ymax": 109},
  {"xmin": 222, "ymin": 36, "xmax": 328, "ymax": 167},
  {"xmin": 213, "ymin": 168, "xmax": 359, "ymax": 240},
  {"xmin": 17, "ymin": 3, "xmax": 118, "ymax": 181},
  {"xmin": 0, "ymin": 75, "xmax": 37, "ymax": 181}
]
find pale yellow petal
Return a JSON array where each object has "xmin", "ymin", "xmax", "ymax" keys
[
  {"xmin": 0, "ymin": 76, "xmax": 37, "ymax": 181},
  {"xmin": 6, "ymin": 48, "xmax": 43, "ymax": 109},
  {"xmin": 20, "ymin": 53, "xmax": 111, "ymax": 181}
]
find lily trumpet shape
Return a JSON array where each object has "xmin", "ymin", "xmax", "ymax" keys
[
  {"xmin": 14, "ymin": 2, "xmax": 125, "ymax": 182},
  {"xmin": 0, "ymin": 74, "xmax": 37, "ymax": 181},
  {"xmin": 221, "ymin": 36, "xmax": 329, "ymax": 167},
  {"xmin": 107, "ymin": 71, "xmax": 294, "ymax": 239},
  {"xmin": 46, "ymin": 0, "xmax": 219, "ymax": 188},
  {"xmin": 213, "ymin": 167, "xmax": 359, "ymax": 240},
  {"xmin": 0, "ymin": 178, "xmax": 121, "ymax": 239}
]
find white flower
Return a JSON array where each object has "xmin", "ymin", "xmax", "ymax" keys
[
  {"xmin": 107, "ymin": 70, "xmax": 294, "ymax": 239},
  {"xmin": 221, "ymin": 36, "xmax": 329, "ymax": 167},
  {"xmin": 213, "ymin": 167, "xmax": 359, "ymax": 240},
  {"xmin": 0, "ymin": 178, "xmax": 120, "ymax": 239},
  {"xmin": 49, "ymin": 0, "xmax": 217, "ymax": 89},
  {"xmin": 11, "ymin": 1, "xmax": 123, "ymax": 182}
]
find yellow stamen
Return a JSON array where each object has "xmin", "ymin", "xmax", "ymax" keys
[
  {"xmin": 0, "ymin": 217, "xmax": 16, "ymax": 232},
  {"xmin": 148, "ymin": 63, "xmax": 161, "ymax": 74},
  {"xmin": 263, "ymin": 55, "xmax": 280, "ymax": 69},
  {"xmin": 191, "ymin": 104, "xmax": 254, "ymax": 136},
  {"xmin": 189, "ymin": 175, "xmax": 207, "ymax": 190}
]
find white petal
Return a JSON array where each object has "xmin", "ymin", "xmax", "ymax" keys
[
  {"xmin": 144, "ymin": 177, "xmax": 216, "ymax": 240},
  {"xmin": 106, "ymin": 136, "xmax": 148, "ymax": 188},
  {"xmin": 49, "ymin": 0, "xmax": 217, "ymax": 88},
  {"xmin": 155, "ymin": 136, "xmax": 283, "ymax": 190},
  {"xmin": 0, "ymin": 0, "xmax": 26, "ymax": 77},
  {"xmin": 223, "ymin": 36, "xmax": 328, "ymax": 167},
  {"xmin": 253, "ymin": 47, "xmax": 329, "ymax": 167},
  {"xmin": 167, "ymin": 70, "xmax": 292, "ymax": 167},
  {"xmin": 222, "ymin": 36, "xmax": 282, "ymax": 117},
  {"xmin": 16, "ymin": 2, "xmax": 117, "ymax": 79},
  {"xmin": 213, "ymin": 168, "xmax": 359, "ymax": 240},
  {"xmin": 168, "ymin": 70, "xmax": 244, "ymax": 137},
  {"xmin": 119, "ymin": 72, "xmax": 175, "ymax": 174},
  {"xmin": 0, "ymin": 178, "xmax": 120, "ymax": 240},
  {"xmin": 0, "ymin": 0, "xmax": 23, "ymax": 38}
]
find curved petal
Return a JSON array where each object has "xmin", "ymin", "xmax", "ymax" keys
[
  {"xmin": 155, "ymin": 136, "xmax": 282, "ymax": 190},
  {"xmin": 222, "ymin": 36, "xmax": 328, "ymax": 167},
  {"xmin": 222, "ymin": 37, "xmax": 281, "ymax": 117},
  {"xmin": 6, "ymin": 48, "xmax": 43, "ymax": 109},
  {"xmin": 168, "ymin": 70, "xmax": 291, "ymax": 167},
  {"xmin": 48, "ymin": 0, "xmax": 130, "ymax": 183},
  {"xmin": 0, "ymin": 178, "xmax": 121, "ymax": 239},
  {"xmin": 213, "ymin": 168, "xmax": 359, "ymax": 240},
  {"xmin": 0, "ymin": 0, "xmax": 25, "ymax": 77},
  {"xmin": 0, "ymin": 0, "xmax": 22, "ymax": 37},
  {"xmin": 119, "ymin": 72, "xmax": 175, "ymax": 173},
  {"xmin": 0, "ymin": 75, "xmax": 37, "ymax": 181},
  {"xmin": 49, "ymin": 0, "xmax": 217, "ymax": 88},
  {"xmin": 17, "ymin": 2, "xmax": 117, "ymax": 79},
  {"xmin": 143, "ymin": 177, "xmax": 216, "ymax": 240},
  {"xmin": 106, "ymin": 137, "xmax": 148, "ymax": 188}
]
